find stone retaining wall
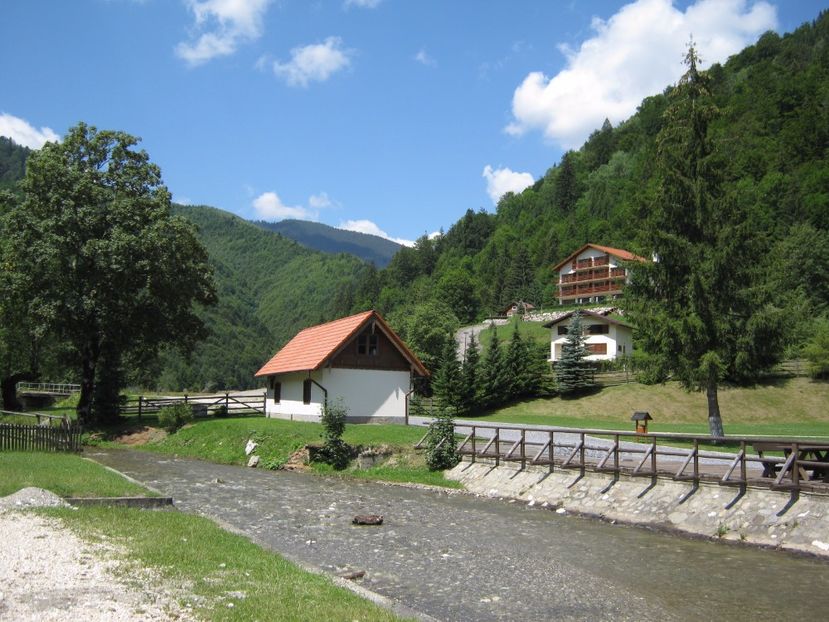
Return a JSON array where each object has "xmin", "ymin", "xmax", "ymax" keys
[{"xmin": 447, "ymin": 458, "xmax": 829, "ymax": 558}]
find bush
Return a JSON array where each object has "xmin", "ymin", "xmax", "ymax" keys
[
  {"xmin": 213, "ymin": 405, "xmax": 229, "ymax": 418},
  {"xmin": 157, "ymin": 402, "xmax": 194, "ymax": 433},
  {"xmin": 314, "ymin": 400, "xmax": 352, "ymax": 470},
  {"xmin": 803, "ymin": 318, "xmax": 829, "ymax": 379},
  {"xmin": 424, "ymin": 408, "xmax": 460, "ymax": 471}
]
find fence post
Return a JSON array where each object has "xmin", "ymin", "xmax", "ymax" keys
[
  {"xmin": 225, "ymin": 392, "xmax": 229, "ymax": 412},
  {"xmin": 471, "ymin": 426, "xmax": 476, "ymax": 463},
  {"xmin": 184, "ymin": 394, "xmax": 188, "ymax": 405},
  {"xmin": 262, "ymin": 391, "xmax": 266, "ymax": 416},
  {"xmin": 138, "ymin": 396, "xmax": 143, "ymax": 422}
]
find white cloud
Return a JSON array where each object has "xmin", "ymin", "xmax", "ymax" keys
[
  {"xmin": 344, "ymin": 0, "xmax": 382, "ymax": 8},
  {"xmin": 0, "ymin": 113, "xmax": 59, "ymax": 149},
  {"xmin": 482, "ymin": 165, "xmax": 534, "ymax": 205},
  {"xmin": 505, "ymin": 0, "xmax": 777, "ymax": 148},
  {"xmin": 414, "ymin": 49, "xmax": 436, "ymax": 67},
  {"xmin": 339, "ymin": 219, "xmax": 414, "ymax": 247},
  {"xmin": 176, "ymin": 0, "xmax": 272, "ymax": 66},
  {"xmin": 309, "ymin": 192, "xmax": 338, "ymax": 209},
  {"xmin": 252, "ymin": 191, "xmax": 316, "ymax": 221},
  {"xmin": 272, "ymin": 37, "xmax": 352, "ymax": 87}
]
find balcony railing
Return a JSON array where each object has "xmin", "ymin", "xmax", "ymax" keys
[
  {"xmin": 559, "ymin": 283, "xmax": 623, "ymax": 296},
  {"xmin": 561, "ymin": 267, "xmax": 626, "ymax": 284},
  {"xmin": 571, "ymin": 255, "xmax": 610, "ymax": 270}
]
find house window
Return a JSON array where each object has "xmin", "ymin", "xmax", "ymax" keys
[
  {"xmin": 586, "ymin": 343, "xmax": 608, "ymax": 355},
  {"xmin": 273, "ymin": 381, "xmax": 281, "ymax": 404},
  {"xmin": 357, "ymin": 333, "xmax": 379, "ymax": 356},
  {"xmin": 303, "ymin": 379, "xmax": 312, "ymax": 404},
  {"xmin": 587, "ymin": 324, "xmax": 609, "ymax": 335},
  {"xmin": 557, "ymin": 326, "xmax": 568, "ymax": 335}
]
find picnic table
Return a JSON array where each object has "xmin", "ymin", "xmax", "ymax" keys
[{"xmin": 752, "ymin": 442, "xmax": 829, "ymax": 483}]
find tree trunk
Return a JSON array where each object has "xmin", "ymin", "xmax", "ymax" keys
[
  {"xmin": 77, "ymin": 356, "xmax": 96, "ymax": 425},
  {"xmin": 706, "ymin": 379, "xmax": 725, "ymax": 437},
  {"xmin": 1, "ymin": 371, "xmax": 38, "ymax": 411}
]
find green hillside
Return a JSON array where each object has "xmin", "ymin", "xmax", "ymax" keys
[
  {"xmin": 353, "ymin": 12, "xmax": 829, "ymax": 357},
  {"xmin": 158, "ymin": 205, "xmax": 370, "ymax": 391},
  {"xmin": 254, "ymin": 218, "xmax": 401, "ymax": 267}
]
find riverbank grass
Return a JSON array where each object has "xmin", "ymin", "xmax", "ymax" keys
[
  {"xmin": 96, "ymin": 416, "xmax": 461, "ymax": 488},
  {"xmin": 47, "ymin": 506, "xmax": 406, "ymax": 622},
  {"xmin": 0, "ymin": 452, "xmax": 148, "ymax": 497}
]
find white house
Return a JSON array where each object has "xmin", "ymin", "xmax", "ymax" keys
[
  {"xmin": 553, "ymin": 243, "xmax": 646, "ymax": 305},
  {"xmin": 255, "ymin": 310, "xmax": 428, "ymax": 423},
  {"xmin": 544, "ymin": 310, "xmax": 634, "ymax": 362}
]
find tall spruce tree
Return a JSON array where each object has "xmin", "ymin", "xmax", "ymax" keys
[
  {"xmin": 504, "ymin": 324, "xmax": 531, "ymax": 399},
  {"xmin": 431, "ymin": 337, "xmax": 464, "ymax": 416},
  {"xmin": 460, "ymin": 333, "xmax": 481, "ymax": 416},
  {"xmin": 625, "ymin": 44, "xmax": 784, "ymax": 436},
  {"xmin": 480, "ymin": 327, "xmax": 508, "ymax": 409},
  {"xmin": 555, "ymin": 311, "xmax": 594, "ymax": 395}
]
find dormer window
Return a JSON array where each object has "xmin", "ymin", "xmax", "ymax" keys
[{"xmin": 357, "ymin": 333, "xmax": 379, "ymax": 356}]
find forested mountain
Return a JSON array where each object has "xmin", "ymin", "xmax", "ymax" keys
[
  {"xmin": 157, "ymin": 206, "xmax": 372, "ymax": 390},
  {"xmin": 2, "ymin": 10, "xmax": 827, "ymax": 392},
  {"xmin": 0, "ymin": 137, "xmax": 28, "ymax": 190},
  {"xmin": 346, "ymin": 11, "xmax": 829, "ymax": 349},
  {"xmin": 254, "ymin": 218, "xmax": 401, "ymax": 267}
]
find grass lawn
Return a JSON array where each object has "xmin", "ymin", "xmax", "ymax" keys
[
  {"xmin": 0, "ymin": 452, "xmax": 149, "ymax": 497},
  {"xmin": 471, "ymin": 376, "xmax": 829, "ymax": 438},
  {"xmin": 477, "ymin": 315, "xmax": 551, "ymax": 350},
  {"xmin": 46, "ymin": 506, "xmax": 407, "ymax": 622},
  {"xmin": 97, "ymin": 416, "xmax": 460, "ymax": 488}
]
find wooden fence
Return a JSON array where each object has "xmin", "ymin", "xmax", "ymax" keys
[
  {"xmin": 0, "ymin": 411, "xmax": 82, "ymax": 452},
  {"xmin": 416, "ymin": 422, "xmax": 829, "ymax": 495},
  {"xmin": 119, "ymin": 392, "xmax": 267, "ymax": 420}
]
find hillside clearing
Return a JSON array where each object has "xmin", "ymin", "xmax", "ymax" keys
[{"xmin": 473, "ymin": 376, "xmax": 829, "ymax": 436}]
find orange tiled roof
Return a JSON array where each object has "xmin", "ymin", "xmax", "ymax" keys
[
  {"xmin": 552, "ymin": 243, "xmax": 647, "ymax": 271},
  {"xmin": 255, "ymin": 310, "xmax": 428, "ymax": 377}
]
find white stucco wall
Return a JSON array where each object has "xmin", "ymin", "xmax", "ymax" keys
[
  {"xmin": 264, "ymin": 367, "xmax": 411, "ymax": 422},
  {"xmin": 549, "ymin": 319, "xmax": 633, "ymax": 362}
]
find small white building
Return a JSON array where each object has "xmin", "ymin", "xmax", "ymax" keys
[
  {"xmin": 255, "ymin": 310, "xmax": 428, "ymax": 423},
  {"xmin": 544, "ymin": 310, "xmax": 634, "ymax": 362}
]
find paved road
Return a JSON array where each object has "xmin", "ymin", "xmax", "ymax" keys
[{"xmin": 87, "ymin": 449, "xmax": 829, "ymax": 622}]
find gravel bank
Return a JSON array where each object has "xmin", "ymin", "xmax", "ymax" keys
[{"xmin": 0, "ymin": 488, "xmax": 193, "ymax": 622}]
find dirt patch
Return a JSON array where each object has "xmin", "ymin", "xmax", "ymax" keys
[
  {"xmin": 282, "ymin": 446, "xmax": 311, "ymax": 471},
  {"xmin": 114, "ymin": 426, "xmax": 168, "ymax": 446}
]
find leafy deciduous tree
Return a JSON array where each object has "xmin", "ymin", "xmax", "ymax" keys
[{"xmin": 7, "ymin": 123, "xmax": 216, "ymax": 424}]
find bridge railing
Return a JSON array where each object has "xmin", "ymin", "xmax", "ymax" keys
[
  {"xmin": 16, "ymin": 382, "xmax": 81, "ymax": 395},
  {"xmin": 419, "ymin": 422, "xmax": 829, "ymax": 495}
]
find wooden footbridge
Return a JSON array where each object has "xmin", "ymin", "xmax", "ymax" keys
[{"xmin": 418, "ymin": 422, "xmax": 829, "ymax": 495}]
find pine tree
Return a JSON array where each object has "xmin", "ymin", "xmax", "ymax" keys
[
  {"xmin": 460, "ymin": 333, "xmax": 480, "ymax": 416},
  {"xmin": 480, "ymin": 328, "xmax": 508, "ymax": 409},
  {"xmin": 431, "ymin": 337, "xmax": 464, "ymax": 416},
  {"xmin": 625, "ymin": 43, "xmax": 784, "ymax": 436},
  {"xmin": 504, "ymin": 324, "xmax": 530, "ymax": 399},
  {"xmin": 555, "ymin": 311, "xmax": 594, "ymax": 395}
]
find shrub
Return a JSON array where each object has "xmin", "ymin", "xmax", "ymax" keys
[
  {"xmin": 314, "ymin": 400, "xmax": 352, "ymax": 470},
  {"xmin": 424, "ymin": 408, "xmax": 460, "ymax": 471},
  {"xmin": 157, "ymin": 402, "xmax": 194, "ymax": 433},
  {"xmin": 213, "ymin": 405, "xmax": 229, "ymax": 418}
]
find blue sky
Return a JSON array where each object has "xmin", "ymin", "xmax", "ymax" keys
[{"xmin": 1, "ymin": 1, "xmax": 824, "ymax": 245}]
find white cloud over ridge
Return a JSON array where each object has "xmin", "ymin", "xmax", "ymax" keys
[
  {"xmin": 506, "ymin": 0, "xmax": 777, "ymax": 148},
  {"xmin": 482, "ymin": 165, "xmax": 534, "ymax": 205},
  {"xmin": 0, "ymin": 113, "xmax": 59, "ymax": 149},
  {"xmin": 272, "ymin": 37, "xmax": 352, "ymax": 87},
  {"xmin": 339, "ymin": 219, "xmax": 414, "ymax": 247},
  {"xmin": 177, "ymin": 0, "xmax": 272, "ymax": 66}
]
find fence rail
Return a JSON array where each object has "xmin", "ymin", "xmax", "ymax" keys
[
  {"xmin": 16, "ymin": 382, "xmax": 81, "ymax": 395},
  {"xmin": 426, "ymin": 422, "xmax": 829, "ymax": 495},
  {"xmin": 0, "ymin": 412, "xmax": 82, "ymax": 452},
  {"xmin": 119, "ymin": 392, "xmax": 267, "ymax": 420}
]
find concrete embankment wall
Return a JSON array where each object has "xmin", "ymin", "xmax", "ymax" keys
[{"xmin": 447, "ymin": 459, "xmax": 829, "ymax": 558}]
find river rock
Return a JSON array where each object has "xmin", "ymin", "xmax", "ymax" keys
[
  {"xmin": 247, "ymin": 455, "xmax": 260, "ymax": 468},
  {"xmin": 245, "ymin": 439, "xmax": 258, "ymax": 456},
  {"xmin": 353, "ymin": 514, "xmax": 383, "ymax": 525}
]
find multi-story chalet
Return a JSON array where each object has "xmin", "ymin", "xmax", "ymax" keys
[{"xmin": 553, "ymin": 243, "xmax": 646, "ymax": 305}]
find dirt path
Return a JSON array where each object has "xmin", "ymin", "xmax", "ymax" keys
[{"xmin": 0, "ymin": 489, "xmax": 192, "ymax": 622}]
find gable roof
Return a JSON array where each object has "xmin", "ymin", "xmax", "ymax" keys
[
  {"xmin": 552, "ymin": 243, "xmax": 647, "ymax": 272},
  {"xmin": 543, "ymin": 309, "xmax": 633, "ymax": 329},
  {"xmin": 255, "ymin": 310, "xmax": 428, "ymax": 377}
]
